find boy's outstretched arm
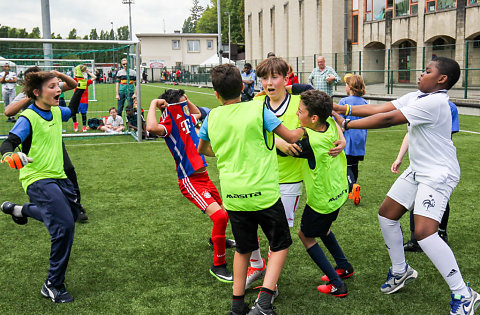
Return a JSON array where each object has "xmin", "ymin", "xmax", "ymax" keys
[
  {"xmin": 329, "ymin": 121, "xmax": 346, "ymax": 157},
  {"xmin": 391, "ymin": 133, "xmax": 409, "ymax": 173},
  {"xmin": 273, "ymin": 124, "xmax": 305, "ymax": 144},
  {"xmin": 184, "ymin": 95, "xmax": 201, "ymax": 120},
  {"xmin": 4, "ymin": 97, "xmax": 31, "ymax": 117},
  {"xmin": 345, "ymin": 109, "xmax": 408, "ymax": 130},
  {"xmin": 334, "ymin": 101, "xmax": 396, "ymax": 117},
  {"xmin": 146, "ymin": 99, "xmax": 167, "ymax": 137},
  {"xmin": 198, "ymin": 139, "xmax": 215, "ymax": 157}
]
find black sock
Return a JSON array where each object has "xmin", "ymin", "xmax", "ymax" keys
[
  {"xmin": 307, "ymin": 243, "xmax": 343, "ymax": 287},
  {"xmin": 231, "ymin": 295, "xmax": 245, "ymax": 313},
  {"xmin": 82, "ymin": 113, "xmax": 87, "ymax": 126},
  {"xmin": 257, "ymin": 287, "xmax": 275, "ymax": 309},
  {"xmin": 320, "ymin": 232, "xmax": 350, "ymax": 269}
]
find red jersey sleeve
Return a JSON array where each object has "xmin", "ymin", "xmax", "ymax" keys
[{"xmin": 159, "ymin": 110, "xmax": 173, "ymax": 137}]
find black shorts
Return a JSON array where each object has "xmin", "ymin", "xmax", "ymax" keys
[
  {"xmin": 227, "ymin": 199, "xmax": 292, "ymax": 254},
  {"xmin": 346, "ymin": 155, "xmax": 364, "ymax": 165},
  {"xmin": 300, "ymin": 204, "xmax": 340, "ymax": 238}
]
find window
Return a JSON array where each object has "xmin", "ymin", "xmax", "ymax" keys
[
  {"xmin": 473, "ymin": 35, "xmax": 480, "ymax": 48},
  {"xmin": 432, "ymin": 38, "xmax": 446, "ymax": 51},
  {"xmin": 394, "ymin": 0, "xmax": 418, "ymax": 17},
  {"xmin": 207, "ymin": 40, "xmax": 213, "ymax": 49},
  {"xmin": 172, "ymin": 40, "xmax": 180, "ymax": 50},
  {"xmin": 352, "ymin": 0, "xmax": 359, "ymax": 44},
  {"xmin": 470, "ymin": 0, "xmax": 480, "ymax": 5},
  {"xmin": 364, "ymin": 0, "xmax": 390, "ymax": 21},
  {"xmin": 426, "ymin": 0, "xmax": 456, "ymax": 12},
  {"xmin": 187, "ymin": 40, "xmax": 200, "ymax": 52}
]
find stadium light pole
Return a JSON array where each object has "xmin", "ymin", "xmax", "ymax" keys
[
  {"xmin": 217, "ymin": 0, "xmax": 222, "ymax": 65},
  {"xmin": 40, "ymin": 0, "xmax": 53, "ymax": 69},
  {"xmin": 225, "ymin": 11, "xmax": 231, "ymax": 62},
  {"xmin": 111, "ymin": 21, "xmax": 115, "ymax": 68},
  {"xmin": 122, "ymin": 0, "xmax": 134, "ymax": 65}
]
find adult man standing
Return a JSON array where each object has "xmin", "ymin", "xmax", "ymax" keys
[
  {"xmin": 0, "ymin": 63, "xmax": 18, "ymax": 122},
  {"xmin": 115, "ymin": 58, "xmax": 136, "ymax": 117},
  {"xmin": 308, "ymin": 56, "xmax": 340, "ymax": 97},
  {"xmin": 241, "ymin": 63, "xmax": 256, "ymax": 102}
]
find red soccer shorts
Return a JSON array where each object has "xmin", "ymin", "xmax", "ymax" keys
[{"xmin": 178, "ymin": 171, "xmax": 222, "ymax": 212}]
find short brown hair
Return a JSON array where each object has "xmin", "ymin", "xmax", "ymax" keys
[
  {"xmin": 256, "ymin": 57, "xmax": 289, "ymax": 78},
  {"xmin": 23, "ymin": 71, "xmax": 57, "ymax": 100},
  {"xmin": 345, "ymin": 74, "xmax": 366, "ymax": 96},
  {"xmin": 300, "ymin": 90, "xmax": 332, "ymax": 124},
  {"xmin": 210, "ymin": 64, "xmax": 243, "ymax": 101},
  {"xmin": 109, "ymin": 107, "xmax": 117, "ymax": 113}
]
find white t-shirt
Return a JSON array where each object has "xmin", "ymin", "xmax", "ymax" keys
[
  {"xmin": 0, "ymin": 71, "xmax": 17, "ymax": 91},
  {"xmin": 393, "ymin": 90, "xmax": 460, "ymax": 187},
  {"xmin": 106, "ymin": 115, "xmax": 124, "ymax": 127}
]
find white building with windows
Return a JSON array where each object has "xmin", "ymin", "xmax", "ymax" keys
[{"xmin": 136, "ymin": 32, "xmax": 218, "ymax": 77}]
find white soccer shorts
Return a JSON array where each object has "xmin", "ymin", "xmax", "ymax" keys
[{"xmin": 280, "ymin": 182, "xmax": 302, "ymax": 228}]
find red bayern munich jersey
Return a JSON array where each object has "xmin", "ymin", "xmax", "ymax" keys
[
  {"xmin": 158, "ymin": 101, "xmax": 207, "ymax": 180},
  {"xmin": 74, "ymin": 78, "xmax": 93, "ymax": 103}
]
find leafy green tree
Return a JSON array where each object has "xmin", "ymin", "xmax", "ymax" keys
[
  {"xmin": 182, "ymin": 16, "xmax": 195, "ymax": 33},
  {"xmin": 89, "ymin": 28, "xmax": 99, "ymax": 40},
  {"xmin": 68, "ymin": 28, "xmax": 77, "ymax": 39},
  {"xmin": 196, "ymin": 0, "xmax": 244, "ymax": 44},
  {"xmin": 30, "ymin": 27, "xmax": 41, "ymax": 38},
  {"xmin": 117, "ymin": 26, "xmax": 130, "ymax": 40}
]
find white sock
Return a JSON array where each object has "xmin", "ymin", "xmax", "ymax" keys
[
  {"xmin": 13, "ymin": 205, "xmax": 23, "ymax": 217},
  {"xmin": 378, "ymin": 214, "xmax": 406, "ymax": 275},
  {"xmin": 250, "ymin": 248, "xmax": 264, "ymax": 269},
  {"xmin": 418, "ymin": 233, "xmax": 470, "ymax": 297}
]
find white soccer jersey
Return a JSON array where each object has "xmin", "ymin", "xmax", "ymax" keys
[
  {"xmin": 0, "ymin": 71, "xmax": 17, "ymax": 91},
  {"xmin": 393, "ymin": 90, "xmax": 460, "ymax": 188}
]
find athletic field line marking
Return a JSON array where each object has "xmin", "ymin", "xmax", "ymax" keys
[
  {"xmin": 65, "ymin": 141, "xmax": 161, "ymax": 147},
  {"xmin": 143, "ymin": 84, "xmax": 216, "ymax": 96},
  {"xmin": 459, "ymin": 129, "xmax": 480, "ymax": 135}
]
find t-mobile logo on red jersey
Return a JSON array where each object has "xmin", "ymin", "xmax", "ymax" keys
[{"xmin": 180, "ymin": 120, "xmax": 191, "ymax": 134}]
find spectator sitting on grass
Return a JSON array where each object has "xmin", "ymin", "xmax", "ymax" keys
[{"xmin": 99, "ymin": 107, "xmax": 125, "ymax": 133}]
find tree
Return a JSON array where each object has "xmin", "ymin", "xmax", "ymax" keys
[
  {"xmin": 68, "ymin": 28, "xmax": 77, "ymax": 39},
  {"xmin": 89, "ymin": 28, "xmax": 99, "ymax": 40},
  {"xmin": 30, "ymin": 27, "xmax": 41, "ymax": 38},
  {"xmin": 117, "ymin": 26, "xmax": 129, "ymax": 40},
  {"xmin": 182, "ymin": 16, "xmax": 195, "ymax": 33}
]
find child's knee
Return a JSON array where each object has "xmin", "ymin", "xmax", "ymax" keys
[{"xmin": 210, "ymin": 209, "xmax": 228, "ymax": 230}]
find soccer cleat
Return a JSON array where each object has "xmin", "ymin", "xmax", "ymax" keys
[
  {"xmin": 76, "ymin": 210, "xmax": 89, "ymax": 223},
  {"xmin": 1, "ymin": 201, "xmax": 27, "ymax": 225},
  {"xmin": 41, "ymin": 282, "xmax": 74, "ymax": 303},
  {"xmin": 380, "ymin": 263, "xmax": 418, "ymax": 294},
  {"xmin": 450, "ymin": 286, "xmax": 480, "ymax": 315},
  {"xmin": 352, "ymin": 183, "xmax": 361, "ymax": 205},
  {"xmin": 210, "ymin": 263, "xmax": 233, "ymax": 283},
  {"xmin": 317, "ymin": 281, "xmax": 348, "ymax": 297},
  {"xmin": 439, "ymin": 230, "xmax": 449, "ymax": 244},
  {"xmin": 82, "ymin": 126, "xmax": 87, "ymax": 132},
  {"xmin": 245, "ymin": 259, "xmax": 266, "ymax": 289},
  {"xmin": 247, "ymin": 301, "xmax": 276, "ymax": 315},
  {"xmin": 73, "ymin": 122, "xmax": 79, "ymax": 132},
  {"xmin": 228, "ymin": 302, "xmax": 250, "ymax": 315},
  {"xmin": 404, "ymin": 240, "xmax": 423, "ymax": 252},
  {"xmin": 320, "ymin": 264, "xmax": 355, "ymax": 282},
  {"xmin": 208, "ymin": 237, "xmax": 236, "ymax": 249}
]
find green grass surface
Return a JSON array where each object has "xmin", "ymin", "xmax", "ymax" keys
[{"xmin": 0, "ymin": 84, "xmax": 479, "ymax": 314}]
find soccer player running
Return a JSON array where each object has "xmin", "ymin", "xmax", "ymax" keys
[
  {"xmin": 146, "ymin": 89, "xmax": 234, "ymax": 283},
  {"xmin": 1, "ymin": 71, "xmax": 79, "ymax": 303},
  {"xmin": 333, "ymin": 57, "xmax": 480, "ymax": 315}
]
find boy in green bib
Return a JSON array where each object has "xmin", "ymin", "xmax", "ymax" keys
[
  {"xmin": 198, "ymin": 64, "xmax": 305, "ymax": 315},
  {"xmin": 280, "ymin": 90, "xmax": 353, "ymax": 297}
]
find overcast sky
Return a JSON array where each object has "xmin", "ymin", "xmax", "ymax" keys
[{"xmin": 0, "ymin": 0, "xmax": 212, "ymax": 40}]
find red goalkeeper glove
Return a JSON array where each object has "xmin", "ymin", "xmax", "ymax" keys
[{"xmin": 1, "ymin": 152, "xmax": 33, "ymax": 169}]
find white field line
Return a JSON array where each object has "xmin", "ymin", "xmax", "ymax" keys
[{"xmin": 143, "ymin": 84, "xmax": 216, "ymax": 96}]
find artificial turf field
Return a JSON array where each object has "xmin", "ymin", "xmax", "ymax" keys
[{"xmin": 0, "ymin": 83, "xmax": 479, "ymax": 314}]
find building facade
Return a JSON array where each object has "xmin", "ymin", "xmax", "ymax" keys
[
  {"xmin": 245, "ymin": 0, "xmax": 480, "ymax": 88},
  {"xmin": 136, "ymin": 32, "xmax": 218, "ymax": 80}
]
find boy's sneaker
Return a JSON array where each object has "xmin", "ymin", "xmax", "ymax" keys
[
  {"xmin": 82, "ymin": 126, "xmax": 87, "ymax": 132},
  {"xmin": 208, "ymin": 237, "xmax": 236, "ymax": 249},
  {"xmin": 352, "ymin": 183, "xmax": 361, "ymax": 205},
  {"xmin": 317, "ymin": 282, "xmax": 348, "ymax": 298},
  {"xmin": 210, "ymin": 263, "xmax": 233, "ymax": 283},
  {"xmin": 228, "ymin": 302, "xmax": 250, "ymax": 315},
  {"xmin": 380, "ymin": 263, "xmax": 418, "ymax": 294},
  {"xmin": 404, "ymin": 240, "xmax": 423, "ymax": 252},
  {"xmin": 1, "ymin": 202, "xmax": 28, "ymax": 225},
  {"xmin": 450, "ymin": 286, "xmax": 480, "ymax": 315},
  {"xmin": 320, "ymin": 264, "xmax": 355, "ymax": 281},
  {"xmin": 247, "ymin": 301, "xmax": 276, "ymax": 315},
  {"xmin": 73, "ymin": 122, "xmax": 79, "ymax": 132},
  {"xmin": 41, "ymin": 282, "xmax": 74, "ymax": 303},
  {"xmin": 76, "ymin": 210, "xmax": 89, "ymax": 223},
  {"xmin": 245, "ymin": 259, "xmax": 266, "ymax": 289}
]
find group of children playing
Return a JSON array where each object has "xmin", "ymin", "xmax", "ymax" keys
[{"xmin": 1, "ymin": 56, "xmax": 479, "ymax": 315}]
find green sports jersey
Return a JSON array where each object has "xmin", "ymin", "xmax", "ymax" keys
[
  {"xmin": 19, "ymin": 106, "xmax": 66, "ymax": 191},
  {"xmin": 207, "ymin": 100, "xmax": 280, "ymax": 211},
  {"xmin": 256, "ymin": 94, "xmax": 303, "ymax": 183},
  {"xmin": 303, "ymin": 117, "xmax": 348, "ymax": 214}
]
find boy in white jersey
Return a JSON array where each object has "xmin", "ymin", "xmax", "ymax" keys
[{"xmin": 333, "ymin": 57, "xmax": 479, "ymax": 315}]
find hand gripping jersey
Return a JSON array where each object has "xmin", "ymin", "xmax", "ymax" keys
[{"xmin": 159, "ymin": 101, "xmax": 207, "ymax": 180}]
